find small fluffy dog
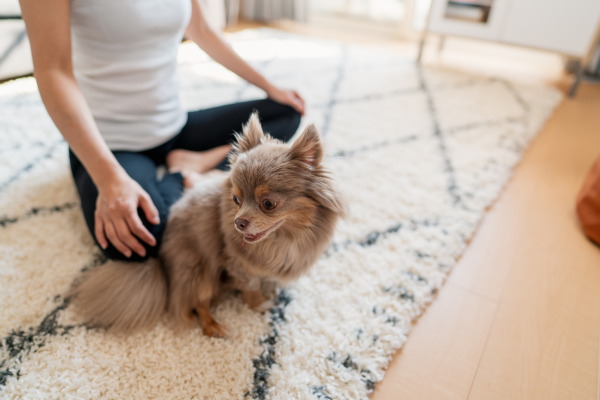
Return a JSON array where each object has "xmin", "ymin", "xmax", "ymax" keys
[{"xmin": 70, "ymin": 113, "xmax": 345, "ymax": 337}]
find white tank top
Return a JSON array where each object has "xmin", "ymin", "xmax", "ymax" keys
[{"xmin": 70, "ymin": 0, "xmax": 192, "ymax": 151}]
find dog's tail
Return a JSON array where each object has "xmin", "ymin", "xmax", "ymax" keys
[{"xmin": 69, "ymin": 258, "xmax": 168, "ymax": 333}]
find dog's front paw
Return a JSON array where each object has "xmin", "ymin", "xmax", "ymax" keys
[{"xmin": 202, "ymin": 321, "xmax": 228, "ymax": 338}]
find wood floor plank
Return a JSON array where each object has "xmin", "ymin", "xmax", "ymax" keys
[
  {"xmin": 468, "ymin": 212, "xmax": 600, "ymax": 400},
  {"xmin": 371, "ymin": 282, "xmax": 497, "ymax": 400},
  {"xmin": 447, "ymin": 175, "xmax": 538, "ymax": 302}
]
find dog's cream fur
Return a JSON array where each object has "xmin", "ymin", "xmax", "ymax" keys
[{"xmin": 70, "ymin": 114, "xmax": 345, "ymax": 337}]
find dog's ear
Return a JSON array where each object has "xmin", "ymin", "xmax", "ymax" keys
[
  {"xmin": 229, "ymin": 112, "xmax": 265, "ymax": 164},
  {"xmin": 233, "ymin": 112, "xmax": 264, "ymax": 154},
  {"xmin": 289, "ymin": 124, "xmax": 323, "ymax": 168}
]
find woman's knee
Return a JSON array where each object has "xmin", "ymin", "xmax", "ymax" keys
[
  {"xmin": 287, "ymin": 107, "xmax": 302, "ymax": 136},
  {"xmin": 101, "ymin": 243, "xmax": 155, "ymax": 262},
  {"xmin": 100, "ymin": 244, "xmax": 147, "ymax": 262}
]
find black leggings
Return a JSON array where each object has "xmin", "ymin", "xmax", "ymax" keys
[{"xmin": 70, "ymin": 99, "xmax": 301, "ymax": 261}]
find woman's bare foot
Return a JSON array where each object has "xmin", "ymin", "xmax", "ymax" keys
[
  {"xmin": 181, "ymin": 171, "xmax": 203, "ymax": 189},
  {"xmin": 166, "ymin": 145, "xmax": 232, "ymax": 175},
  {"xmin": 181, "ymin": 170, "xmax": 228, "ymax": 189}
]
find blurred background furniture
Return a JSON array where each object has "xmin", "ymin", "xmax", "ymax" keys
[
  {"xmin": 241, "ymin": 0, "xmax": 308, "ymax": 23},
  {"xmin": 0, "ymin": 0, "xmax": 32, "ymax": 83},
  {"xmin": 570, "ymin": 33, "xmax": 600, "ymax": 96},
  {"xmin": 418, "ymin": 0, "xmax": 600, "ymax": 96}
]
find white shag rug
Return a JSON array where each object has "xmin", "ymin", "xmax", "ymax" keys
[{"xmin": 0, "ymin": 29, "xmax": 562, "ymax": 399}]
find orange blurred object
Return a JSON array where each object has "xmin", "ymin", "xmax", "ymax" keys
[{"xmin": 577, "ymin": 155, "xmax": 600, "ymax": 246}]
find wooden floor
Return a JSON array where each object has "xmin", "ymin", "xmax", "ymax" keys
[{"xmin": 230, "ymin": 18, "xmax": 600, "ymax": 400}]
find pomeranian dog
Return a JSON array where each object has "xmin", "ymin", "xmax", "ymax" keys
[{"xmin": 70, "ymin": 113, "xmax": 345, "ymax": 337}]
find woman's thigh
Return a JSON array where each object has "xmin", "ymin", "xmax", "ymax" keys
[
  {"xmin": 69, "ymin": 150, "xmax": 184, "ymax": 261},
  {"xmin": 174, "ymin": 99, "xmax": 301, "ymax": 152}
]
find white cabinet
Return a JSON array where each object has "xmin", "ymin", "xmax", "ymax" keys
[
  {"xmin": 500, "ymin": 0, "xmax": 600, "ymax": 57},
  {"xmin": 428, "ymin": 0, "xmax": 510, "ymax": 41},
  {"xmin": 424, "ymin": 0, "xmax": 600, "ymax": 58}
]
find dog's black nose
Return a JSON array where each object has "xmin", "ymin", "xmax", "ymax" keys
[{"xmin": 235, "ymin": 218, "xmax": 250, "ymax": 231}]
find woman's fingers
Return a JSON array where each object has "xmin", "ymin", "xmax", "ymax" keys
[
  {"xmin": 139, "ymin": 192, "xmax": 160, "ymax": 225},
  {"xmin": 114, "ymin": 217, "xmax": 146, "ymax": 257},
  {"xmin": 94, "ymin": 213, "xmax": 108, "ymax": 249},
  {"xmin": 126, "ymin": 212, "xmax": 156, "ymax": 247},
  {"xmin": 289, "ymin": 99, "xmax": 302, "ymax": 114},
  {"xmin": 268, "ymin": 87, "xmax": 306, "ymax": 115},
  {"xmin": 104, "ymin": 219, "xmax": 133, "ymax": 258},
  {"xmin": 292, "ymin": 90, "xmax": 305, "ymax": 111},
  {"xmin": 290, "ymin": 91, "xmax": 305, "ymax": 115}
]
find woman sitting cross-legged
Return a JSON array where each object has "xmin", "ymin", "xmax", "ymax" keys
[{"xmin": 19, "ymin": 0, "xmax": 305, "ymax": 261}]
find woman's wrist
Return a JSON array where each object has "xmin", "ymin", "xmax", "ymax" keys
[
  {"xmin": 261, "ymin": 80, "xmax": 277, "ymax": 97},
  {"xmin": 91, "ymin": 155, "xmax": 128, "ymax": 190}
]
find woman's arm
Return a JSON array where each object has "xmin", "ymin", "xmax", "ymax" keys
[
  {"xmin": 185, "ymin": 0, "xmax": 305, "ymax": 115},
  {"xmin": 19, "ymin": 0, "xmax": 159, "ymax": 258}
]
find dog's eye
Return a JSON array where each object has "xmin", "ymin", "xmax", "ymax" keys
[
  {"xmin": 233, "ymin": 195, "xmax": 241, "ymax": 205},
  {"xmin": 262, "ymin": 199, "xmax": 277, "ymax": 211}
]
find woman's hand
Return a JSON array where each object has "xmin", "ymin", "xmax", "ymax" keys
[
  {"xmin": 266, "ymin": 86, "xmax": 306, "ymax": 116},
  {"xmin": 95, "ymin": 171, "xmax": 160, "ymax": 258}
]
